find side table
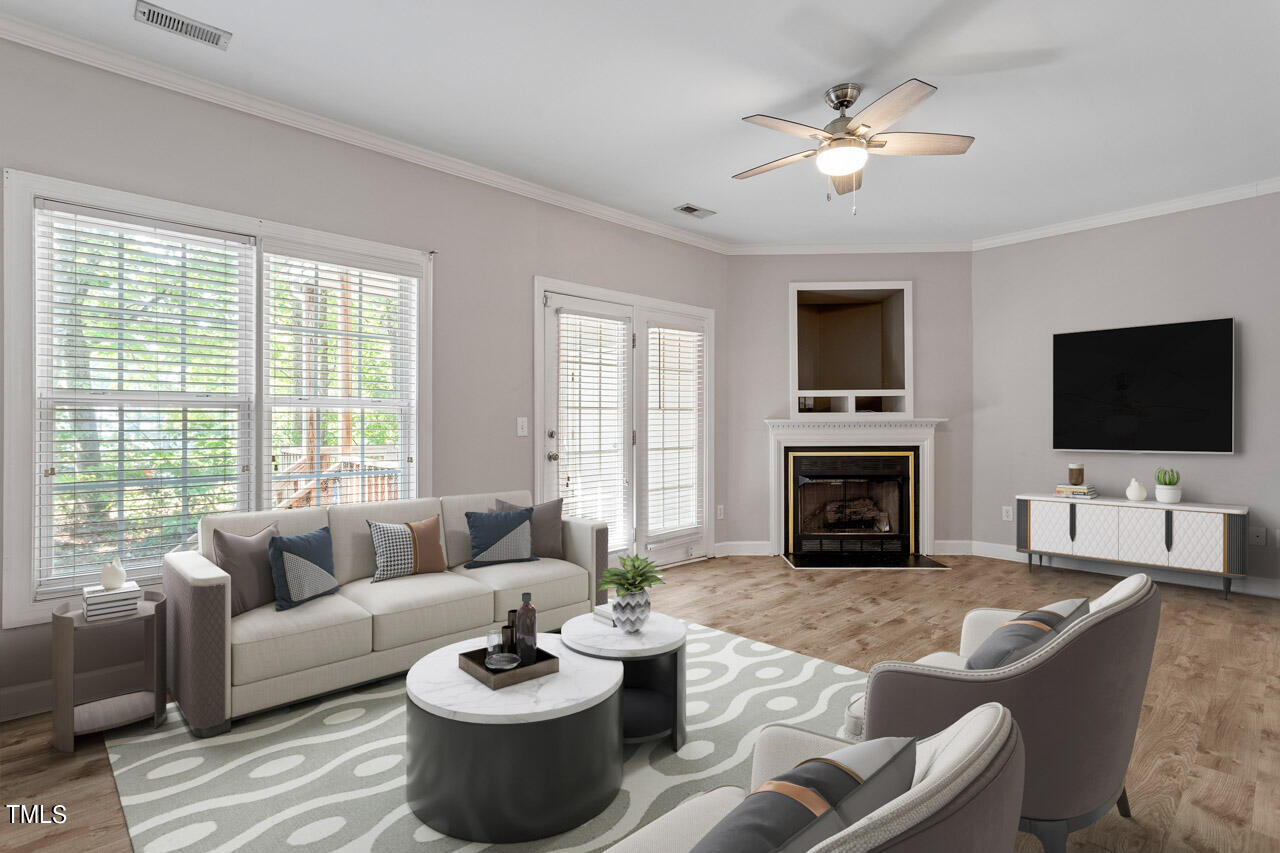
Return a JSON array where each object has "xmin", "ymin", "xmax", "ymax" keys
[
  {"xmin": 560, "ymin": 611, "xmax": 687, "ymax": 751},
  {"xmin": 51, "ymin": 589, "xmax": 166, "ymax": 752}
]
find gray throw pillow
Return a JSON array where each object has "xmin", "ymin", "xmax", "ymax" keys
[
  {"xmin": 495, "ymin": 497, "xmax": 564, "ymax": 559},
  {"xmin": 691, "ymin": 736, "xmax": 916, "ymax": 853},
  {"xmin": 211, "ymin": 523, "xmax": 279, "ymax": 617},
  {"xmin": 965, "ymin": 597, "xmax": 1089, "ymax": 670}
]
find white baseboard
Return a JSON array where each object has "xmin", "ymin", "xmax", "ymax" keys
[
  {"xmin": 932, "ymin": 539, "xmax": 973, "ymax": 555},
  {"xmin": 0, "ymin": 661, "xmax": 146, "ymax": 723},
  {"xmin": 712, "ymin": 541, "xmax": 773, "ymax": 557},
  {"xmin": 971, "ymin": 540, "xmax": 1023, "ymax": 562}
]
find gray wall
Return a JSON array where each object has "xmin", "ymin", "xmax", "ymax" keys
[
  {"xmin": 720, "ymin": 252, "xmax": 975, "ymax": 545},
  {"xmin": 971, "ymin": 192, "xmax": 1280, "ymax": 591},
  {"xmin": 0, "ymin": 40, "xmax": 731, "ymax": 713}
]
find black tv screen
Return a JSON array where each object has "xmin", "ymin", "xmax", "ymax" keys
[{"xmin": 1053, "ymin": 319, "xmax": 1234, "ymax": 453}]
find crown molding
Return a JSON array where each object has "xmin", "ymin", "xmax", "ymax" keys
[
  {"xmin": 972, "ymin": 177, "xmax": 1280, "ymax": 251},
  {"xmin": 0, "ymin": 13, "xmax": 733, "ymax": 255},
  {"xmin": 4, "ymin": 13, "xmax": 1279, "ymax": 260}
]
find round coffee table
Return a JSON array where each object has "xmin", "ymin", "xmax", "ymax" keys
[
  {"xmin": 560, "ymin": 612, "xmax": 687, "ymax": 750},
  {"xmin": 405, "ymin": 633, "xmax": 623, "ymax": 842}
]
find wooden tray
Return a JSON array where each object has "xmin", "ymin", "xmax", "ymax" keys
[{"xmin": 458, "ymin": 647, "xmax": 559, "ymax": 690}]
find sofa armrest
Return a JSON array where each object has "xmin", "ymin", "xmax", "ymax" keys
[
  {"xmin": 750, "ymin": 723, "xmax": 854, "ymax": 789},
  {"xmin": 958, "ymin": 608, "xmax": 1023, "ymax": 657},
  {"xmin": 563, "ymin": 517, "xmax": 609, "ymax": 606},
  {"xmin": 162, "ymin": 551, "xmax": 231, "ymax": 736}
]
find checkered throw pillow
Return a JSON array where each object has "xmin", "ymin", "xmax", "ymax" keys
[{"xmin": 367, "ymin": 516, "xmax": 447, "ymax": 582}]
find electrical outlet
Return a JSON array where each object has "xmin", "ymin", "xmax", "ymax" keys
[
  {"xmin": 716, "ymin": 505, "xmax": 725, "ymax": 520},
  {"xmin": 1001, "ymin": 505, "xmax": 1014, "ymax": 522},
  {"xmin": 516, "ymin": 416, "xmax": 528, "ymax": 437},
  {"xmin": 1249, "ymin": 526, "xmax": 1266, "ymax": 547}
]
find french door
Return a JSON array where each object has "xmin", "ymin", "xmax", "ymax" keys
[{"xmin": 540, "ymin": 291, "xmax": 709, "ymax": 566}]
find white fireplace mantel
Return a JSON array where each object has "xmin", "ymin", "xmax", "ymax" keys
[{"xmin": 766, "ymin": 418, "xmax": 947, "ymax": 557}]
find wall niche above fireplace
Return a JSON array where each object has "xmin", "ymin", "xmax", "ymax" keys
[{"xmin": 789, "ymin": 281, "xmax": 913, "ymax": 418}]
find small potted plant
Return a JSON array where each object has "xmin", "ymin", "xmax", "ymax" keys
[
  {"xmin": 1154, "ymin": 467, "xmax": 1182, "ymax": 504},
  {"xmin": 599, "ymin": 555, "xmax": 665, "ymax": 633}
]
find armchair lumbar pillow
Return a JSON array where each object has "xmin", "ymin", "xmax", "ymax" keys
[
  {"xmin": 964, "ymin": 597, "xmax": 1088, "ymax": 669},
  {"xmin": 690, "ymin": 737, "xmax": 915, "ymax": 853}
]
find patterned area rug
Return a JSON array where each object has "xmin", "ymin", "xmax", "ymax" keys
[{"xmin": 106, "ymin": 624, "xmax": 866, "ymax": 852}]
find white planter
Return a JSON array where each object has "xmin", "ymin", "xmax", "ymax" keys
[
  {"xmin": 612, "ymin": 590, "xmax": 651, "ymax": 633},
  {"xmin": 1155, "ymin": 484, "xmax": 1182, "ymax": 504}
]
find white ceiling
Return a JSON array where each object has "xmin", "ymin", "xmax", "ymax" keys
[{"xmin": 2, "ymin": 0, "xmax": 1278, "ymax": 249}]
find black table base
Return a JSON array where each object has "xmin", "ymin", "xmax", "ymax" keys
[{"xmin": 406, "ymin": 689, "xmax": 623, "ymax": 843}]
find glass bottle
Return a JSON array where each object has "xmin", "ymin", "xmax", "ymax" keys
[{"xmin": 515, "ymin": 592, "xmax": 537, "ymax": 666}]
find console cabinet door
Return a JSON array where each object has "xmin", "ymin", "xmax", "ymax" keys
[
  {"xmin": 1073, "ymin": 504, "xmax": 1118, "ymax": 560},
  {"xmin": 1028, "ymin": 500, "xmax": 1072, "ymax": 555},
  {"xmin": 1168, "ymin": 511, "xmax": 1225, "ymax": 573},
  {"xmin": 1117, "ymin": 507, "xmax": 1169, "ymax": 566}
]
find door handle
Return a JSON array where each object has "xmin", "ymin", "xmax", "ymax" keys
[{"xmin": 546, "ymin": 451, "xmax": 560, "ymax": 462}]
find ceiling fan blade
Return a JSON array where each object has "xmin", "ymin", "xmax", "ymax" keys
[
  {"xmin": 867, "ymin": 132, "xmax": 974, "ymax": 155},
  {"xmin": 742, "ymin": 115, "xmax": 832, "ymax": 141},
  {"xmin": 830, "ymin": 170, "xmax": 861, "ymax": 195},
  {"xmin": 732, "ymin": 149, "xmax": 817, "ymax": 180},
  {"xmin": 847, "ymin": 79, "xmax": 936, "ymax": 135}
]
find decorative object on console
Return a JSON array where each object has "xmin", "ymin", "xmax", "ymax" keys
[
  {"xmin": 100, "ymin": 555, "xmax": 127, "ymax": 590},
  {"xmin": 1067, "ymin": 463, "xmax": 1084, "ymax": 486},
  {"xmin": 463, "ymin": 506, "xmax": 537, "ymax": 567},
  {"xmin": 516, "ymin": 592, "xmax": 538, "ymax": 665},
  {"xmin": 267, "ymin": 526, "xmax": 338, "ymax": 610},
  {"xmin": 965, "ymin": 598, "xmax": 1089, "ymax": 669},
  {"xmin": 690, "ymin": 736, "xmax": 917, "ymax": 853},
  {"xmin": 600, "ymin": 554, "xmax": 664, "ymax": 633},
  {"xmin": 1126, "ymin": 478, "xmax": 1148, "ymax": 501},
  {"xmin": 1054, "ymin": 483, "xmax": 1097, "ymax": 498},
  {"xmin": 212, "ymin": 522, "xmax": 279, "ymax": 616},
  {"xmin": 495, "ymin": 497, "xmax": 565, "ymax": 559},
  {"xmin": 1154, "ymin": 467, "xmax": 1182, "ymax": 503},
  {"xmin": 367, "ymin": 515, "xmax": 446, "ymax": 581}
]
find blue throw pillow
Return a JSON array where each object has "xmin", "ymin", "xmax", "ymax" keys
[
  {"xmin": 464, "ymin": 507, "xmax": 539, "ymax": 568},
  {"xmin": 268, "ymin": 526, "xmax": 339, "ymax": 610}
]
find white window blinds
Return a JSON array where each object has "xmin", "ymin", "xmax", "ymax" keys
[
  {"xmin": 33, "ymin": 200, "xmax": 255, "ymax": 595},
  {"xmin": 556, "ymin": 311, "xmax": 632, "ymax": 552},
  {"xmin": 646, "ymin": 326, "xmax": 705, "ymax": 538},
  {"xmin": 263, "ymin": 253, "xmax": 418, "ymax": 509}
]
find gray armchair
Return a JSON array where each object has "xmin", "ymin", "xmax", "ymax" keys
[
  {"xmin": 842, "ymin": 574, "xmax": 1161, "ymax": 853},
  {"xmin": 607, "ymin": 702, "xmax": 1025, "ymax": 853}
]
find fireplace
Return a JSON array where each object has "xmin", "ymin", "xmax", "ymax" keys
[{"xmin": 785, "ymin": 447, "xmax": 918, "ymax": 557}]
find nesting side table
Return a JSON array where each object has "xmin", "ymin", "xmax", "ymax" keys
[
  {"xmin": 560, "ymin": 611, "xmax": 687, "ymax": 751},
  {"xmin": 51, "ymin": 589, "xmax": 166, "ymax": 752}
]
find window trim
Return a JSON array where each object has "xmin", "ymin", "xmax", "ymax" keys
[
  {"xmin": 3, "ymin": 170, "xmax": 432, "ymax": 627},
  {"xmin": 531, "ymin": 275, "xmax": 715, "ymax": 566}
]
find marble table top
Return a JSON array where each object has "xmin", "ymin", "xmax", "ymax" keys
[
  {"xmin": 406, "ymin": 633, "xmax": 622, "ymax": 725},
  {"xmin": 560, "ymin": 612, "xmax": 687, "ymax": 659}
]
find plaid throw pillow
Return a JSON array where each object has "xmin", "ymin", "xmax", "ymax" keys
[{"xmin": 368, "ymin": 516, "xmax": 446, "ymax": 582}]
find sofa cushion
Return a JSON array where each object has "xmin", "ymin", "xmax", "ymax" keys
[
  {"xmin": 465, "ymin": 507, "xmax": 537, "ymax": 568},
  {"xmin": 608, "ymin": 787, "xmax": 746, "ymax": 853},
  {"xmin": 268, "ymin": 527, "xmax": 340, "ymax": 610},
  {"xmin": 450, "ymin": 558, "xmax": 588, "ymax": 621},
  {"xmin": 212, "ymin": 522, "xmax": 278, "ymax": 617},
  {"xmin": 440, "ymin": 491, "xmax": 533, "ymax": 567},
  {"xmin": 328, "ymin": 498, "xmax": 443, "ymax": 584},
  {"xmin": 495, "ymin": 497, "xmax": 565, "ymax": 559},
  {"xmin": 338, "ymin": 573, "xmax": 494, "ymax": 651},
  {"xmin": 230, "ymin": 593, "xmax": 371, "ymax": 685}
]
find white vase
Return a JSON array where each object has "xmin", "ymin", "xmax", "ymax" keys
[
  {"xmin": 100, "ymin": 557, "xmax": 126, "ymax": 590},
  {"xmin": 1155, "ymin": 484, "xmax": 1182, "ymax": 504},
  {"xmin": 1125, "ymin": 478, "xmax": 1148, "ymax": 501},
  {"xmin": 612, "ymin": 590, "xmax": 651, "ymax": 633}
]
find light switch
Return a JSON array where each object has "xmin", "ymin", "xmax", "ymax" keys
[{"xmin": 516, "ymin": 416, "xmax": 529, "ymax": 437}]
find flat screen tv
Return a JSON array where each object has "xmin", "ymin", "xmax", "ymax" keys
[{"xmin": 1053, "ymin": 318, "xmax": 1234, "ymax": 453}]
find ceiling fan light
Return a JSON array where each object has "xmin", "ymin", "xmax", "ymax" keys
[{"xmin": 815, "ymin": 138, "xmax": 868, "ymax": 176}]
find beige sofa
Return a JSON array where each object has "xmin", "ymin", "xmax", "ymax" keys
[{"xmin": 162, "ymin": 490, "xmax": 607, "ymax": 736}]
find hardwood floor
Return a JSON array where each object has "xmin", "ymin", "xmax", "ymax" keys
[{"xmin": 2, "ymin": 554, "xmax": 1276, "ymax": 852}]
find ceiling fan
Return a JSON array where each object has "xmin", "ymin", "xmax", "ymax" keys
[{"xmin": 732, "ymin": 79, "xmax": 973, "ymax": 197}]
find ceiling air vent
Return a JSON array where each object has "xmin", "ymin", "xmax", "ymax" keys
[
  {"xmin": 674, "ymin": 203, "xmax": 717, "ymax": 219},
  {"xmin": 134, "ymin": 2, "xmax": 232, "ymax": 50}
]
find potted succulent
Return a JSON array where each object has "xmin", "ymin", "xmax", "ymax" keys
[
  {"xmin": 599, "ymin": 554, "xmax": 665, "ymax": 633},
  {"xmin": 1154, "ymin": 467, "xmax": 1182, "ymax": 504}
]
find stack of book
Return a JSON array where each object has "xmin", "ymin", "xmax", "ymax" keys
[
  {"xmin": 1054, "ymin": 483, "xmax": 1098, "ymax": 499},
  {"xmin": 592, "ymin": 603, "xmax": 617, "ymax": 627},
  {"xmin": 82, "ymin": 580, "xmax": 141, "ymax": 621}
]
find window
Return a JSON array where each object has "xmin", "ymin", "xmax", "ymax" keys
[
  {"xmin": 646, "ymin": 326, "xmax": 704, "ymax": 539},
  {"xmin": 263, "ymin": 253, "xmax": 418, "ymax": 508},
  {"xmin": 5, "ymin": 172, "xmax": 428, "ymax": 625},
  {"xmin": 32, "ymin": 201, "xmax": 255, "ymax": 595}
]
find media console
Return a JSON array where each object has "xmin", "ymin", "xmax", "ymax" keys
[{"xmin": 1015, "ymin": 493, "xmax": 1248, "ymax": 599}]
